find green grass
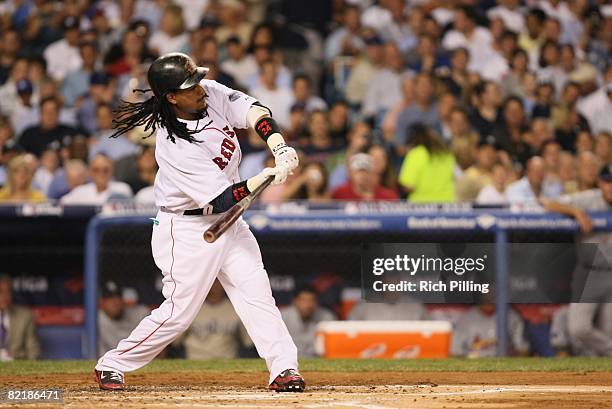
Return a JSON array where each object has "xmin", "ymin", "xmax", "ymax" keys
[{"xmin": 1, "ymin": 358, "xmax": 611, "ymax": 376}]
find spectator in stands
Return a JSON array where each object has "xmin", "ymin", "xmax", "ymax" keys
[
  {"xmin": 456, "ymin": 137, "xmax": 498, "ymax": 202},
  {"xmin": 194, "ymin": 37, "xmax": 236, "ymax": 89},
  {"xmin": 345, "ymin": 32, "xmax": 385, "ymax": 108},
  {"xmin": 10, "ymin": 79, "xmax": 38, "ymax": 136},
  {"xmin": 104, "ymin": 23, "xmax": 155, "ymax": 78},
  {"xmin": 559, "ymin": 151, "xmax": 578, "ymax": 194},
  {"xmin": 518, "ymin": 8, "xmax": 546, "ymax": 55},
  {"xmin": 98, "ymin": 281, "xmax": 149, "ymax": 357},
  {"xmin": 18, "ymin": 97, "xmax": 82, "ymax": 158},
  {"xmin": 500, "ymin": 48, "xmax": 530, "ymax": 99},
  {"xmin": 324, "ymin": 4, "xmax": 364, "ymax": 63},
  {"xmin": 250, "ymin": 60, "xmax": 293, "ymax": 129},
  {"xmin": 215, "ymin": 0, "xmax": 253, "ymax": 46},
  {"xmin": 575, "ymin": 130, "xmax": 594, "ymax": 155},
  {"xmin": 441, "ymin": 6, "xmax": 494, "ymax": 77},
  {"xmin": 89, "ymin": 104, "xmax": 139, "ymax": 162},
  {"xmin": 61, "ymin": 154, "xmax": 132, "ymax": 205},
  {"xmin": 399, "ymin": 124, "xmax": 455, "ymax": 203},
  {"xmin": 362, "ymin": 42, "xmax": 404, "ymax": 121},
  {"xmin": 436, "ymin": 47, "xmax": 470, "ymax": 100},
  {"xmin": 125, "ymin": 146, "xmax": 158, "ymax": 197},
  {"xmin": 576, "ymin": 151, "xmax": 602, "ymax": 192},
  {"xmin": 281, "ymin": 285, "xmax": 334, "ymax": 357},
  {"xmin": 47, "ymin": 158, "xmax": 88, "ymax": 200},
  {"xmin": 532, "ymin": 80, "xmax": 555, "ymax": 118},
  {"xmin": 476, "ymin": 162, "xmax": 511, "ymax": 205},
  {"xmin": 470, "ymin": 80, "xmax": 503, "ymax": 139},
  {"xmin": 527, "ymin": 117, "xmax": 555, "ymax": 152},
  {"xmin": 492, "ymin": 96, "xmax": 531, "ymax": 166},
  {"xmin": 394, "ymin": 73, "xmax": 439, "ymax": 155},
  {"xmin": 542, "ymin": 164, "xmax": 612, "ymax": 356},
  {"xmin": 328, "ymin": 100, "xmax": 351, "ymax": 143},
  {"xmin": 452, "ymin": 302, "xmax": 529, "ymax": 357},
  {"xmin": 221, "ymin": 36, "xmax": 258, "ymax": 89},
  {"xmin": 449, "ymin": 106, "xmax": 479, "ymax": 170},
  {"xmin": 332, "ymin": 153, "xmax": 398, "ymax": 201},
  {"xmin": 0, "ymin": 274, "xmax": 40, "ymax": 360},
  {"xmin": 292, "ymin": 74, "xmax": 327, "ymax": 113},
  {"xmin": 0, "ymin": 29, "xmax": 22, "ymax": 85},
  {"xmin": 33, "ymin": 148, "xmax": 60, "ymax": 196},
  {"xmin": 62, "ymin": 41, "xmax": 100, "ymax": 107},
  {"xmin": 301, "ymin": 110, "xmax": 343, "ymax": 165},
  {"xmin": 180, "ymin": 280, "xmax": 253, "ymax": 359},
  {"xmin": 368, "ymin": 144, "xmax": 397, "ymax": 192},
  {"xmin": 149, "ymin": 4, "xmax": 188, "ymax": 56},
  {"xmin": 506, "ymin": 156, "xmax": 561, "ymax": 204},
  {"xmin": 77, "ymin": 72, "xmax": 117, "ymax": 135},
  {"xmin": 280, "ymin": 162, "xmax": 330, "ymax": 203},
  {"xmin": 0, "ymin": 58, "xmax": 31, "ymax": 120},
  {"xmin": 0, "ymin": 154, "xmax": 46, "ymax": 202},
  {"xmin": 43, "ymin": 16, "xmax": 82, "ymax": 82}
]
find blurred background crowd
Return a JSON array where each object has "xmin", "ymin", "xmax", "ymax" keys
[
  {"xmin": 0, "ymin": 0, "xmax": 608, "ymax": 205},
  {"xmin": 0, "ymin": 0, "xmax": 611, "ymax": 362}
]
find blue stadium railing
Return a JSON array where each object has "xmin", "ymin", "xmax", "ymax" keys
[{"xmin": 81, "ymin": 202, "xmax": 612, "ymax": 359}]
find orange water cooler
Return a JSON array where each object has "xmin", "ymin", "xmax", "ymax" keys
[{"xmin": 315, "ymin": 321, "xmax": 452, "ymax": 358}]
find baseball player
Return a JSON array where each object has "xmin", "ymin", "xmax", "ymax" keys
[{"xmin": 94, "ymin": 53, "xmax": 304, "ymax": 392}]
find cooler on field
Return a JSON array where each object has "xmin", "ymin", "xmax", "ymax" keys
[{"xmin": 315, "ymin": 321, "xmax": 452, "ymax": 358}]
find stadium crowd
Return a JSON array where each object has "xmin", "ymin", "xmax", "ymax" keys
[
  {"xmin": 0, "ymin": 0, "xmax": 610, "ymax": 360},
  {"xmin": 0, "ymin": 0, "xmax": 609, "ymax": 205}
]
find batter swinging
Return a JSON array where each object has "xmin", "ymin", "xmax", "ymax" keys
[{"xmin": 94, "ymin": 53, "xmax": 304, "ymax": 392}]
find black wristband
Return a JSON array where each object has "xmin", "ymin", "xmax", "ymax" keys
[
  {"xmin": 255, "ymin": 116, "xmax": 281, "ymax": 141},
  {"xmin": 231, "ymin": 180, "xmax": 251, "ymax": 202},
  {"xmin": 210, "ymin": 181, "xmax": 251, "ymax": 213}
]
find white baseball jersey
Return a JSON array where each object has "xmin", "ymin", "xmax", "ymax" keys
[
  {"xmin": 154, "ymin": 79, "xmax": 257, "ymax": 212},
  {"xmin": 96, "ymin": 79, "xmax": 299, "ymax": 385}
]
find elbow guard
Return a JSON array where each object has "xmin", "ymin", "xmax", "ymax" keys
[{"xmin": 209, "ymin": 181, "xmax": 251, "ymax": 213}]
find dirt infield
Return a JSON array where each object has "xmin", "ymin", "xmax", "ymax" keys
[{"xmin": 1, "ymin": 371, "xmax": 611, "ymax": 408}]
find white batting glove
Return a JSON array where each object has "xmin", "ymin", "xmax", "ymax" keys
[
  {"xmin": 260, "ymin": 166, "xmax": 289, "ymax": 185},
  {"xmin": 272, "ymin": 143, "xmax": 299, "ymax": 173}
]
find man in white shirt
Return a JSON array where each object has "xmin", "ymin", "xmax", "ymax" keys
[
  {"xmin": 506, "ymin": 156, "xmax": 562, "ymax": 204},
  {"xmin": 441, "ymin": 6, "xmax": 495, "ymax": 77},
  {"xmin": 250, "ymin": 61, "xmax": 294, "ymax": 129},
  {"xmin": 577, "ymin": 83, "xmax": 612, "ymax": 134},
  {"xmin": 61, "ymin": 154, "xmax": 133, "ymax": 205},
  {"xmin": 43, "ymin": 17, "xmax": 83, "ymax": 82}
]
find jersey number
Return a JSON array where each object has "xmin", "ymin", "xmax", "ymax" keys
[{"xmin": 212, "ymin": 127, "xmax": 237, "ymax": 170}]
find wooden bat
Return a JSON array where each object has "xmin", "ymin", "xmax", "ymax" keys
[{"xmin": 203, "ymin": 176, "xmax": 274, "ymax": 243}]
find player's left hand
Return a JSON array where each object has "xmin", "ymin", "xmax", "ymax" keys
[{"xmin": 272, "ymin": 143, "xmax": 299, "ymax": 173}]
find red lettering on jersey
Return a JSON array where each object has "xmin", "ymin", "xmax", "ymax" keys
[
  {"xmin": 223, "ymin": 126, "xmax": 236, "ymax": 138},
  {"xmin": 213, "ymin": 157, "xmax": 228, "ymax": 170},
  {"xmin": 221, "ymin": 138, "xmax": 236, "ymax": 152}
]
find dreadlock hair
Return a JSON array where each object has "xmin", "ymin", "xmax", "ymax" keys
[{"xmin": 110, "ymin": 89, "xmax": 206, "ymax": 143}]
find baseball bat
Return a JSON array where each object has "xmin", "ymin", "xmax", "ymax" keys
[{"xmin": 203, "ymin": 175, "xmax": 275, "ymax": 243}]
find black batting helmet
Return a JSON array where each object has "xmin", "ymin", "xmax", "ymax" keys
[{"xmin": 147, "ymin": 53, "xmax": 209, "ymax": 98}]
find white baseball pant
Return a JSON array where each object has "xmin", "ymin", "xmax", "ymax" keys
[{"xmin": 95, "ymin": 210, "xmax": 299, "ymax": 384}]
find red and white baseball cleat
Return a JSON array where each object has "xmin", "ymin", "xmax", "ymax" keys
[
  {"xmin": 268, "ymin": 369, "xmax": 306, "ymax": 392},
  {"xmin": 94, "ymin": 369, "xmax": 125, "ymax": 391}
]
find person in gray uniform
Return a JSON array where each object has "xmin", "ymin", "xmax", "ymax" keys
[{"xmin": 543, "ymin": 164, "xmax": 612, "ymax": 356}]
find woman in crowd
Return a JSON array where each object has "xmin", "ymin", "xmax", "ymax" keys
[{"xmin": 0, "ymin": 154, "xmax": 46, "ymax": 202}]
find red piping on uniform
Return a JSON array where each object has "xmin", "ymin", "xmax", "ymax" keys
[{"xmin": 118, "ymin": 218, "xmax": 177, "ymax": 355}]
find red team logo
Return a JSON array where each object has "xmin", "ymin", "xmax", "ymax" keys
[{"xmin": 212, "ymin": 126, "xmax": 237, "ymax": 170}]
